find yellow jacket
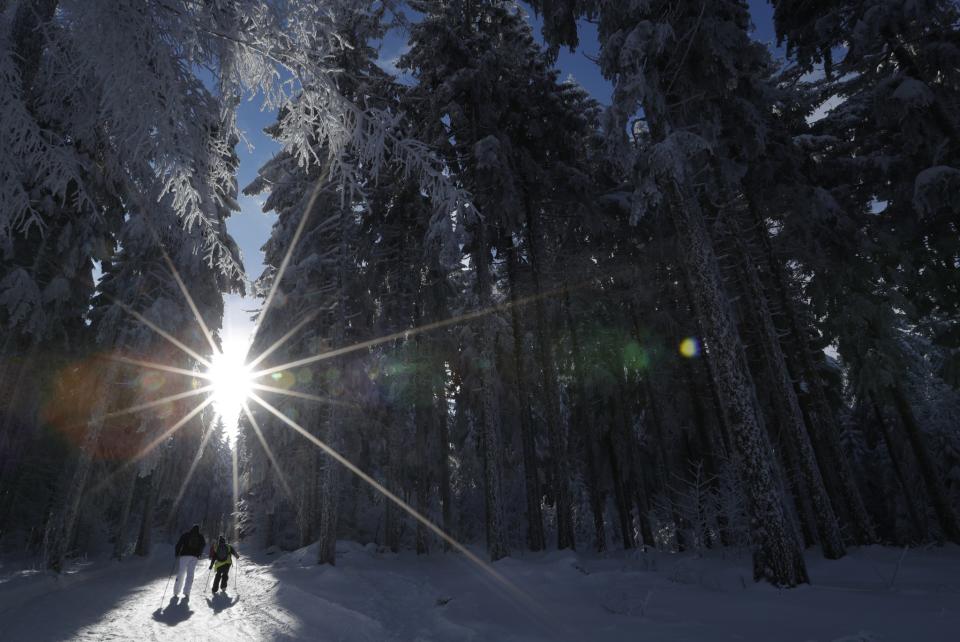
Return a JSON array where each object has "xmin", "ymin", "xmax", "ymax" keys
[{"xmin": 210, "ymin": 543, "xmax": 236, "ymax": 570}]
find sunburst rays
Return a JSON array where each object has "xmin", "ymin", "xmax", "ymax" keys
[
  {"xmin": 105, "ymin": 354, "xmax": 213, "ymax": 380},
  {"xmin": 88, "ymin": 191, "xmax": 571, "ymax": 630},
  {"xmin": 246, "ymin": 310, "xmax": 320, "ymax": 371},
  {"xmin": 249, "ymin": 382, "xmax": 358, "ymax": 409},
  {"xmin": 105, "ymin": 297, "xmax": 213, "ymax": 368},
  {"xmin": 90, "ymin": 395, "xmax": 214, "ymax": 496},
  {"xmin": 241, "ymin": 400, "xmax": 295, "ymax": 504},
  {"xmin": 99, "ymin": 249, "xmax": 563, "ymax": 583},
  {"xmin": 102, "ymin": 384, "xmax": 215, "ymax": 422},
  {"xmin": 169, "ymin": 415, "xmax": 221, "ymax": 517}
]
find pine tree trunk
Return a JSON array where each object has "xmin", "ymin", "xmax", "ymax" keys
[
  {"xmin": 478, "ymin": 331, "xmax": 509, "ymax": 561},
  {"xmin": 605, "ymin": 432, "xmax": 635, "ymax": 549},
  {"xmin": 298, "ymin": 439, "xmax": 318, "ymax": 548},
  {"xmin": 800, "ymin": 365, "xmax": 876, "ymax": 543},
  {"xmin": 682, "ymin": 361, "xmax": 722, "ymax": 475},
  {"xmin": 471, "ymin": 224, "xmax": 509, "ymax": 561},
  {"xmin": 889, "ymin": 384, "xmax": 960, "ymax": 543},
  {"xmin": 664, "ymin": 178, "xmax": 807, "ymax": 586},
  {"xmin": 318, "ymin": 222, "xmax": 350, "ymax": 564},
  {"xmin": 775, "ymin": 426, "xmax": 819, "ymax": 548},
  {"xmin": 506, "ymin": 243, "xmax": 546, "ymax": 551},
  {"xmin": 523, "ymin": 200, "xmax": 575, "ymax": 550},
  {"xmin": 632, "ymin": 381, "xmax": 662, "ymax": 548},
  {"xmin": 436, "ymin": 379, "xmax": 454, "ymax": 552},
  {"xmin": 383, "ymin": 403, "xmax": 402, "ymax": 554},
  {"xmin": 135, "ymin": 472, "xmax": 155, "ymax": 557},
  {"xmin": 679, "ymin": 273, "xmax": 735, "ymax": 459},
  {"xmin": 565, "ymin": 295, "xmax": 607, "ymax": 552},
  {"xmin": 730, "ymin": 226, "xmax": 845, "ymax": 559},
  {"xmin": 112, "ymin": 470, "xmax": 139, "ymax": 560},
  {"xmin": 317, "ymin": 409, "xmax": 341, "ymax": 565},
  {"xmin": 413, "ymin": 324, "xmax": 431, "ymax": 556},
  {"xmin": 746, "ymin": 201, "xmax": 877, "ymax": 544},
  {"xmin": 772, "ymin": 448, "xmax": 811, "ymax": 551},
  {"xmin": 871, "ymin": 397, "xmax": 928, "ymax": 542},
  {"xmin": 583, "ymin": 428, "xmax": 607, "ymax": 553}
]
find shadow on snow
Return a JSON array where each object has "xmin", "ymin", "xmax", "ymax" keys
[
  {"xmin": 206, "ymin": 592, "xmax": 240, "ymax": 614},
  {"xmin": 152, "ymin": 596, "xmax": 193, "ymax": 626}
]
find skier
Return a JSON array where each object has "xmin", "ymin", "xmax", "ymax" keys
[
  {"xmin": 209, "ymin": 534, "xmax": 239, "ymax": 594},
  {"xmin": 173, "ymin": 523, "xmax": 206, "ymax": 599}
]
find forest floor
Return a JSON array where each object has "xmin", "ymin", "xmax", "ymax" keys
[{"xmin": 0, "ymin": 541, "xmax": 957, "ymax": 641}]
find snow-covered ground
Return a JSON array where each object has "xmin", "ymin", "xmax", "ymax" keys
[{"xmin": 0, "ymin": 543, "xmax": 957, "ymax": 641}]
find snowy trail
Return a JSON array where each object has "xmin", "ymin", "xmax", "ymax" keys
[
  {"xmin": 2, "ymin": 543, "xmax": 959, "ymax": 641},
  {"xmin": 0, "ymin": 548, "xmax": 286, "ymax": 641}
]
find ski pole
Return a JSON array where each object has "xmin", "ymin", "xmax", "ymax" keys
[
  {"xmin": 205, "ymin": 562, "xmax": 213, "ymax": 590},
  {"xmin": 234, "ymin": 559, "xmax": 240, "ymax": 597},
  {"xmin": 160, "ymin": 557, "xmax": 177, "ymax": 606}
]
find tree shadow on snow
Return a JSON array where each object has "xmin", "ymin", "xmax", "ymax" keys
[
  {"xmin": 152, "ymin": 596, "xmax": 193, "ymax": 626},
  {"xmin": 0, "ymin": 554, "xmax": 179, "ymax": 640},
  {"xmin": 206, "ymin": 592, "xmax": 240, "ymax": 614}
]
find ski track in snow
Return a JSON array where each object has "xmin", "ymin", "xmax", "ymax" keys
[{"xmin": 1, "ymin": 543, "xmax": 959, "ymax": 641}]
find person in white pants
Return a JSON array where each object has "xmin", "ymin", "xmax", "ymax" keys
[{"xmin": 172, "ymin": 524, "xmax": 206, "ymax": 599}]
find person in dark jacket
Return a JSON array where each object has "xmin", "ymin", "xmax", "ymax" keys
[
  {"xmin": 173, "ymin": 524, "xmax": 206, "ymax": 598},
  {"xmin": 209, "ymin": 534, "xmax": 239, "ymax": 594}
]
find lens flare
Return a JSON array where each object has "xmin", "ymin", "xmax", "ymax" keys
[
  {"xmin": 268, "ymin": 370, "xmax": 297, "ymax": 390},
  {"xmin": 679, "ymin": 337, "xmax": 701, "ymax": 358},
  {"xmin": 623, "ymin": 340, "xmax": 650, "ymax": 371}
]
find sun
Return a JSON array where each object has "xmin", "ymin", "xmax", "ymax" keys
[{"xmin": 207, "ymin": 335, "xmax": 254, "ymax": 437}]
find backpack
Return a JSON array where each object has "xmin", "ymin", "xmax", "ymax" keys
[{"xmin": 216, "ymin": 542, "xmax": 230, "ymax": 562}]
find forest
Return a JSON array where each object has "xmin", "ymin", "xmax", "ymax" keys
[{"xmin": 1, "ymin": 0, "xmax": 959, "ymax": 600}]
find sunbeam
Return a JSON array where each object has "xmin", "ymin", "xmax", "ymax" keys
[
  {"xmin": 90, "ymin": 395, "xmax": 214, "ymax": 496},
  {"xmin": 106, "ymin": 354, "xmax": 212, "ymax": 381},
  {"xmin": 246, "ymin": 391, "xmax": 547, "ymax": 620},
  {"xmin": 241, "ymin": 401, "xmax": 296, "ymax": 507},
  {"xmin": 246, "ymin": 165, "xmax": 331, "ymax": 357},
  {"xmin": 169, "ymin": 417, "xmax": 220, "ymax": 518},
  {"xmin": 231, "ymin": 436, "xmax": 239, "ymax": 542},
  {"xmin": 250, "ymin": 382, "xmax": 358, "ymax": 410},
  {"xmin": 246, "ymin": 309, "xmax": 319, "ymax": 371},
  {"xmin": 107, "ymin": 297, "xmax": 212, "ymax": 368},
  {"xmin": 157, "ymin": 241, "xmax": 221, "ymax": 357},
  {"xmin": 252, "ymin": 286, "xmax": 575, "ymax": 380},
  {"xmin": 103, "ymin": 384, "xmax": 215, "ymax": 422},
  {"xmin": 127, "ymin": 396, "xmax": 214, "ymax": 465}
]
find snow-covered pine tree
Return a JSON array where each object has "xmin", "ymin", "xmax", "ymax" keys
[
  {"xmin": 529, "ymin": 0, "xmax": 812, "ymax": 585},
  {"xmin": 772, "ymin": 0, "xmax": 960, "ymax": 543},
  {"xmin": 242, "ymin": 1, "xmax": 432, "ymax": 563},
  {"xmin": 400, "ymin": 0, "xmax": 601, "ymax": 556}
]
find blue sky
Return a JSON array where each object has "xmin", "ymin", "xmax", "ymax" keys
[{"xmin": 222, "ymin": 1, "xmax": 780, "ymax": 343}]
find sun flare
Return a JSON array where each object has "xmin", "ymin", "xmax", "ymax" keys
[{"xmin": 208, "ymin": 336, "xmax": 254, "ymax": 436}]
